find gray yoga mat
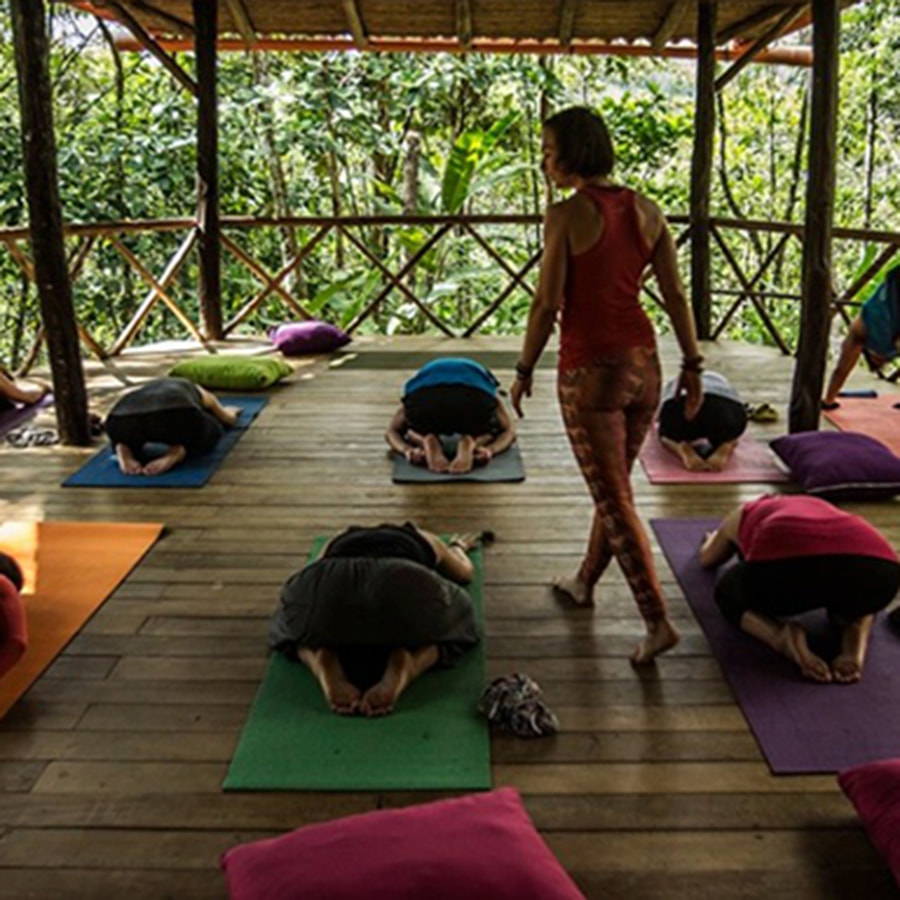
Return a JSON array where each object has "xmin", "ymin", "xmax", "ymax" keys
[
  {"xmin": 392, "ymin": 439, "xmax": 525, "ymax": 483},
  {"xmin": 652, "ymin": 517, "xmax": 900, "ymax": 774}
]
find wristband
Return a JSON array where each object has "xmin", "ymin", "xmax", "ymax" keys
[
  {"xmin": 680, "ymin": 355, "xmax": 704, "ymax": 373},
  {"xmin": 515, "ymin": 362, "xmax": 533, "ymax": 379}
]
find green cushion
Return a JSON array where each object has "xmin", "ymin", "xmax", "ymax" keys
[{"xmin": 169, "ymin": 356, "xmax": 292, "ymax": 390}]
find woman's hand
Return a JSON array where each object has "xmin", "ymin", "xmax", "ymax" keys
[
  {"xmin": 405, "ymin": 447, "xmax": 426, "ymax": 465},
  {"xmin": 510, "ymin": 375, "xmax": 532, "ymax": 418},
  {"xmin": 677, "ymin": 369, "xmax": 703, "ymax": 421}
]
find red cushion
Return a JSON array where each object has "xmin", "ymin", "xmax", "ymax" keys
[
  {"xmin": 220, "ymin": 787, "xmax": 585, "ymax": 900},
  {"xmin": 838, "ymin": 758, "xmax": 900, "ymax": 886},
  {"xmin": 0, "ymin": 574, "xmax": 27, "ymax": 679}
]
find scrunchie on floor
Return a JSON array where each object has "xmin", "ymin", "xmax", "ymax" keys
[{"xmin": 477, "ymin": 673, "xmax": 559, "ymax": 738}]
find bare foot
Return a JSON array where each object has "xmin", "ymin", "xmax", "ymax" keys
[
  {"xmin": 831, "ymin": 618, "xmax": 872, "ymax": 684},
  {"xmin": 705, "ymin": 441, "xmax": 737, "ymax": 473},
  {"xmin": 780, "ymin": 622, "xmax": 832, "ymax": 683},
  {"xmin": 831, "ymin": 654, "xmax": 862, "ymax": 684},
  {"xmin": 681, "ymin": 446, "xmax": 710, "ymax": 472},
  {"xmin": 423, "ymin": 434, "xmax": 450, "ymax": 473},
  {"xmin": 299, "ymin": 648, "xmax": 361, "ymax": 715},
  {"xmin": 552, "ymin": 572, "xmax": 594, "ymax": 606},
  {"xmin": 448, "ymin": 435, "xmax": 475, "ymax": 474},
  {"xmin": 631, "ymin": 617, "xmax": 680, "ymax": 665},
  {"xmin": 359, "ymin": 649, "xmax": 412, "ymax": 717},
  {"xmin": 115, "ymin": 443, "xmax": 143, "ymax": 476},
  {"xmin": 222, "ymin": 406, "xmax": 242, "ymax": 427},
  {"xmin": 142, "ymin": 445, "xmax": 187, "ymax": 476}
]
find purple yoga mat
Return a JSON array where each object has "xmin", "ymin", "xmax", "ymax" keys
[
  {"xmin": 652, "ymin": 517, "xmax": 900, "ymax": 774},
  {"xmin": 0, "ymin": 393, "xmax": 53, "ymax": 439}
]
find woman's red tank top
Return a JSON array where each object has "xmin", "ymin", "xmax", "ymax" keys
[{"xmin": 558, "ymin": 185, "xmax": 656, "ymax": 371}]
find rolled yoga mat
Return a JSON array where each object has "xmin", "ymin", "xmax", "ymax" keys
[
  {"xmin": 0, "ymin": 520, "xmax": 164, "ymax": 719},
  {"xmin": 652, "ymin": 517, "xmax": 900, "ymax": 774},
  {"xmin": 392, "ymin": 439, "xmax": 525, "ymax": 483},
  {"xmin": 0, "ymin": 393, "xmax": 53, "ymax": 440},
  {"xmin": 63, "ymin": 395, "xmax": 267, "ymax": 488},
  {"xmin": 639, "ymin": 432, "xmax": 788, "ymax": 484},
  {"xmin": 823, "ymin": 394, "xmax": 900, "ymax": 456},
  {"xmin": 223, "ymin": 541, "xmax": 490, "ymax": 791}
]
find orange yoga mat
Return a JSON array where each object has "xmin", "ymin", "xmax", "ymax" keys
[
  {"xmin": 824, "ymin": 395, "xmax": 900, "ymax": 455},
  {"xmin": 0, "ymin": 521, "xmax": 163, "ymax": 719}
]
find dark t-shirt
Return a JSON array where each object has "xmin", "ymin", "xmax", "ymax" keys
[{"xmin": 109, "ymin": 377, "xmax": 203, "ymax": 417}]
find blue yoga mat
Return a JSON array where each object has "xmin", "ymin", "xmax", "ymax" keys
[{"xmin": 63, "ymin": 396, "xmax": 267, "ymax": 488}]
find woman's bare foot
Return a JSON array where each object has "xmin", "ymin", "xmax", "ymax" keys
[
  {"xmin": 115, "ymin": 443, "xmax": 143, "ymax": 475},
  {"xmin": 661, "ymin": 437, "xmax": 709, "ymax": 472},
  {"xmin": 705, "ymin": 441, "xmax": 737, "ymax": 473},
  {"xmin": 448, "ymin": 435, "xmax": 476, "ymax": 474},
  {"xmin": 142, "ymin": 445, "xmax": 187, "ymax": 476},
  {"xmin": 779, "ymin": 622, "xmax": 832, "ymax": 683},
  {"xmin": 359, "ymin": 649, "xmax": 413, "ymax": 717},
  {"xmin": 831, "ymin": 617, "xmax": 873, "ymax": 684},
  {"xmin": 552, "ymin": 572, "xmax": 594, "ymax": 606},
  {"xmin": 222, "ymin": 406, "xmax": 242, "ymax": 427},
  {"xmin": 298, "ymin": 647, "xmax": 361, "ymax": 715},
  {"xmin": 630, "ymin": 616, "xmax": 680, "ymax": 665},
  {"xmin": 423, "ymin": 434, "xmax": 450, "ymax": 472}
]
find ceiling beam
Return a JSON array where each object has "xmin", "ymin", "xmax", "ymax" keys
[
  {"xmin": 128, "ymin": 0, "xmax": 194, "ymax": 34},
  {"xmin": 717, "ymin": 3, "xmax": 787, "ymax": 44},
  {"xmin": 341, "ymin": 0, "xmax": 369, "ymax": 49},
  {"xmin": 223, "ymin": 0, "xmax": 256, "ymax": 46},
  {"xmin": 456, "ymin": 0, "xmax": 473, "ymax": 49},
  {"xmin": 651, "ymin": 0, "xmax": 692, "ymax": 51},
  {"xmin": 558, "ymin": 0, "xmax": 578, "ymax": 49}
]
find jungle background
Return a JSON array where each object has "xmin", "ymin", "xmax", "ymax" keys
[{"xmin": 0, "ymin": 1, "xmax": 897, "ymax": 366}]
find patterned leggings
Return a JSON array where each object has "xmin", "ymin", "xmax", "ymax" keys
[{"xmin": 558, "ymin": 346, "xmax": 667, "ymax": 623}]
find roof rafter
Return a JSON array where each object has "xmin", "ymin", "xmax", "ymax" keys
[
  {"xmin": 651, "ymin": 0, "xmax": 692, "ymax": 51},
  {"xmin": 455, "ymin": 0, "xmax": 473, "ymax": 49},
  {"xmin": 717, "ymin": 3, "xmax": 788, "ymax": 43},
  {"xmin": 223, "ymin": 0, "xmax": 256, "ymax": 47},
  {"xmin": 341, "ymin": 0, "xmax": 369, "ymax": 50},
  {"xmin": 558, "ymin": 0, "xmax": 578, "ymax": 50}
]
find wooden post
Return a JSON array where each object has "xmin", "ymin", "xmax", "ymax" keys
[
  {"xmin": 690, "ymin": 0, "xmax": 716, "ymax": 339},
  {"xmin": 789, "ymin": 0, "xmax": 840, "ymax": 433},
  {"xmin": 194, "ymin": 0, "xmax": 223, "ymax": 340},
  {"xmin": 10, "ymin": 0, "xmax": 91, "ymax": 445}
]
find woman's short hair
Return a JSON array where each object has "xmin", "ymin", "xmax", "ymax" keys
[
  {"xmin": 543, "ymin": 106, "xmax": 615, "ymax": 178},
  {"xmin": 0, "ymin": 552, "xmax": 23, "ymax": 592}
]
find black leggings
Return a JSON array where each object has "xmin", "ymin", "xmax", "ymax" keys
[
  {"xmin": 403, "ymin": 385, "xmax": 497, "ymax": 437},
  {"xmin": 658, "ymin": 394, "xmax": 746, "ymax": 449},
  {"xmin": 105, "ymin": 408, "xmax": 223, "ymax": 458},
  {"xmin": 715, "ymin": 555, "xmax": 900, "ymax": 627}
]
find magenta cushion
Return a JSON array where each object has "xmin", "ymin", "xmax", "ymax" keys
[
  {"xmin": 220, "ymin": 787, "xmax": 585, "ymax": 900},
  {"xmin": 770, "ymin": 431, "xmax": 900, "ymax": 499},
  {"xmin": 0, "ymin": 574, "xmax": 27, "ymax": 679},
  {"xmin": 838, "ymin": 758, "xmax": 900, "ymax": 886},
  {"xmin": 268, "ymin": 321, "xmax": 350, "ymax": 356}
]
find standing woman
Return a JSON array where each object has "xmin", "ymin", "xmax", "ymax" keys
[{"xmin": 511, "ymin": 106, "xmax": 703, "ymax": 664}]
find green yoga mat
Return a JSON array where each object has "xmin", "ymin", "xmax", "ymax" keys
[{"xmin": 223, "ymin": 541, "xmax": 490, "ymax": 791}]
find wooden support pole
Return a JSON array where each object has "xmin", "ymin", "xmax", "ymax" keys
[
  {"xmin": 789, "ymin": 0, "xmax": 840, "ymax": 433},
  {"xmin": 193, "ymin": 0, "xmax": 223, "ymax": 340},
  {"xmin": 10, "ymin": 0, "xmax": 90, "ymax": 445},
  {"xmin": 690, "ymin": 0, "xmax": 717, "ymax": 339}
]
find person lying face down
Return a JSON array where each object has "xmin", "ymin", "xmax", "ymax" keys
[
  {"xmin": 105, "ymin": 377, "xmax": 241, "ymax": 476},
  {"xmin": 385, "ymin": 357, "xmax": 516, "ymax": 474},
  {"xmin": 269, "ymin": 523, "xmax": 482, "ymax": 717},
  {"xmin": 823, "ymin": 268, "xmax": 900, "ymax": 408},
  {"xmin": 657, "ymin": 370, "xmax": 747, "ymax": 472},
  {"xmin": 699, "ymin": 494, "xmax": 900, "ymax": 684}
]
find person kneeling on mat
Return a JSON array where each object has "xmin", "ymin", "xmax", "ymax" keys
[
  {"xmin": 699, "ymin": 494, "xmax": 900, "ymax": 683},
  {"xmin": 385, "ymin": 357, "xmax": 516, "ymax": 474},
  {"xmin": 269, "ymin": 524, "xmax": 482, "ymax": 716},
  {"xmin": 657, "ymin": 370, "xmax": 747, "ymax": 472},
  {"xmin": 105, "ymin": 377, "xmax": 241, "ymax": 476}
]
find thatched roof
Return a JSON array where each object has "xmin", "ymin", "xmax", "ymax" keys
[{"xmin": 71, "ymin": 1, "xmax": 862, "ymax": 53}]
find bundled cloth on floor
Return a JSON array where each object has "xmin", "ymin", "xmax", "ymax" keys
[
  {"xmin": 478, "ymin": 673, "xmax": 559, "ymax": 738},
  {"xmin": 220, "ymin": 788, "xmax": 585, "ymax": 900}
]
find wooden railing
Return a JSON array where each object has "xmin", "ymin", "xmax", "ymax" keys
[{"xmin": 1, "ymin": 214, "xmax": 898, "ymax": 376}]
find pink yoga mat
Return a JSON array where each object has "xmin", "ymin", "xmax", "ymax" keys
[
  {"xmin": 639, "ymin": 432, "xmax": 789, "ymax": 484},
  {"xmin": 824, "ymin": 395, "xmax": 900, "ymax": 455}
]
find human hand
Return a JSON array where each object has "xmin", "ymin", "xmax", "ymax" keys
[
  {"xmin": 510, "ymin": 375, "xmax": 532, "ymax": 418},
  {"xmin": 405, "ymin": 447, "xmax": 426, "ymax": 465},
  {"xmin": 474, "ymin": 446, "xmax": 493, "ymax": 466},
  {"xmin": 223, "ymin": 406, "xmax": 242, "ymax": 427},
  {"xmin": 678, "ymin": 370, "xmax": 703, "ymax": 420},
  {"xmin": 448, "ymin": 532, "xmax": 480, "ymax": 552}
]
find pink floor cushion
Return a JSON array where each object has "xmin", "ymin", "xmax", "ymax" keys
[
  {"xmin": 0, "ymin": 574, "xmax": 27, "ymax": 679},
  {"xmin": 268, "ymin": 320, "xmax": 351, "ymax": 356},
  {"xmin": 838, "ymin": 759, "xmax": 900, "ymax": 886},
  {"xmin": 770, "ymin": 431, "xmax": 900, "ymax": 500},
  {"xmin": 220, "ymin": 787, "xmax": 585, "ymax": 900}
]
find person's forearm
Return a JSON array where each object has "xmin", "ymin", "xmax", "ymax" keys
[
  {"xmin": 824, "ymin": 337, "xmax": 863, "ymax": 402},
  {"xmin": 385, "ymin": 428, "xmax": 412, "ymax": 455},
  {"xmin": 664, "ymin": 292, "xmax": 701, "ymax": 361},
  {"xmin": 481, "ymin": 427, "xmax": 516, "ymax": 456},
  {"xmin": 518, "ymin": 302, "xmax": 557, "ymax": 371}
]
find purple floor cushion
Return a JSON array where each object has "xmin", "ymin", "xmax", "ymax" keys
[
  {"xmin": 838, "ymin": 759, "xmax": 900, "ymax": 886},
  {"xmin": 770, "ymin": 430, "xmax": 900, "ymax": 499},
  {"xmin": 220, "ymin": 787, "xmax": 585, "ymax": 900},
  {"xmin": 0, "ymin": 574, "xmax": 27, "ymax": 679},
  {"xmin": 269, "ymin": 320, "xmax": 350, "ymax": 356}
]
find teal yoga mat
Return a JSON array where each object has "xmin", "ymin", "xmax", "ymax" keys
[
  {"xmin": 223, "ymin": 541, "xmax": 490, "ymax": 791},
  {"xmin": 392, "ymin": 440, "xmax": 525, "ymax": 483}
]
